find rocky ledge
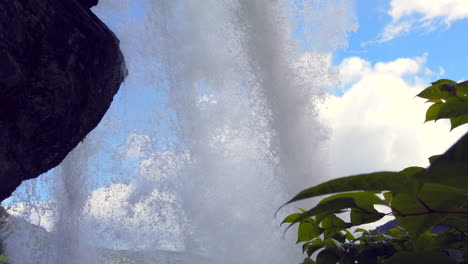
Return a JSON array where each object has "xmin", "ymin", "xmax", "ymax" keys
[{"xmin": 0, "ymin": 0, "xmax": 127, "ymax": 201}]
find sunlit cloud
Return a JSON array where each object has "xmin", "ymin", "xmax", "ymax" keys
[
  {"xmin": 374, "ymin": 0, "xmax": 468, "ymax": 43},
  {"xmin": 320, "ymin": 54, "xmax": 465, "ymax": 177}
]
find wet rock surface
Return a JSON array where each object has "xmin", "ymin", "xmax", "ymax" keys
[{"xmin": 0, "ymin": 0, "xmax": 126, "ymax": 201}]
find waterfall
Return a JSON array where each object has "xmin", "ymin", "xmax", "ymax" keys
[{"xmin": 3, "ymin": 1, "xmax": 354, "ymax": 263}]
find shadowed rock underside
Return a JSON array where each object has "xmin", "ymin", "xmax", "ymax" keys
[{"xmin": 0, "ymin": 0, "xmax": 126, "ymax": 201}]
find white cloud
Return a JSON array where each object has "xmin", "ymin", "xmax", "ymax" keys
[
  {"xmin": 379, "ymin": 21, "xmax": 412, "ymax": 43},
  {"xmin": 322, "ymin": 55, "xmax": 465, "ymax": 177},
  {"xmin": 6, "ymin": 202, "xmax": 55, "ymax": 232},
  {"xmin": 338, "ymin": 55, "xmax": 426, "ymax": 86},
  {"xmin": 338, "ymin": 57, "xmax": 372, "ymax": 86},
  {"xmin": 389, "ymin": 0, "xmax": 468, "ymax": 21},
  {"xmin": 373, "ymin": 56, "xmax": 424, "ymax": 75},
  {"xmin": 377, "ymin": 0, "xmax": 468, "ymax": 42}
]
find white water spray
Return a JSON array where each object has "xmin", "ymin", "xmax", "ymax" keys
[{"xmin": 4, "ymin": 1, "xmax": 355, "ymax": 263}]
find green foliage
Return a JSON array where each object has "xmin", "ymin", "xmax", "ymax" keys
[
  {"xmin": 0, "ymin": 254, "xmax": 7, "ymax": 264},
  {"xmin": 418, "ymin": 79, "xmax": 468, "ymax": 130},
  {"xmin": 280, "ymin": 79, "xmax": 468, "ymax": 263},
  {"xmin": 0, "ymin": 242, "xmax": 7, "ymax": 264}
]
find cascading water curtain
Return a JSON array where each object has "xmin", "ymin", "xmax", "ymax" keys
[{"xmin": 3, "ymin": 1, "xmax": 355, "ymax": 263}]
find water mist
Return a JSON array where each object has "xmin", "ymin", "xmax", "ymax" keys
[{"xmin": 4, "ymin": 1, "xmax": 355, "ymax": 263}]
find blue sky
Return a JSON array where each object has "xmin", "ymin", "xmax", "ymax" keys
[{"xmin": 335, "ymin": 0, "xmax": 468, "ymax": 82}]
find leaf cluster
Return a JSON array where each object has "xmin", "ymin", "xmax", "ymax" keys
[
  {"xmin": 418, "ymin": 79, "xmax": 468, "ymax": 130},
  {"xmin": 280, "ymin": 79, "xmax": 468, "ymax": 263}
]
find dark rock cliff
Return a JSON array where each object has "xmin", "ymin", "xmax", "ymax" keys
[
  {"xmin": 0, "ymin": 0, "xmax": 127, "ymax": 201},
  {"xmin": 0, "ymin": 207, "xmax": 7, "ymax": 263}
]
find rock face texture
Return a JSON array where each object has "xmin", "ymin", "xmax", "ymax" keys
[
  {"xmin": 78, "ymin": 0, "xmax": 99, "ymax": 8},
  {"xmin": 0, "ymin": 0, "xmax": 126, "ymax": 201}
]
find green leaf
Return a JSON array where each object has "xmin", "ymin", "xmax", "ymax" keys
[
  {"xmin": 297, "ymin": 198, "xmax": 356, "ymax": 220},
  {"xmin": 428, "ymin": 155, "xmax": 442, "ymax": 164},
  {"xmin": 302, "ymin": 257, "xmax": 316, "ymax": 264},
  {"xmin": 282, "ymin": 213, "xmax": 301, "ymax": 225},
  {"xmin": 431, "ymin": 79, "xmax": 457, "ymax": 86},
  {"xmin": 321, "ymin": 214, "xmax": 347, "ymax": 230},
  {"xmin": 350, "ymin": 207, "xmax": 385, "ymax": 226},
  {"xmin": 414, "ymin": 133, "xmax": 468, "ymax": 190},
  {"xmin": 330, "ymin": 232, "xmax": 346, "ymax": 243},
  {"xmin": 455, "ymin": 81, "xmax": 468, "ymax": 100},
  {"xmin": 284, "ymin": 198, "xmax": 356, "ymax": 233},
  {"xmin": 319, "ymin": 192, "xmax": 388, "ymax": 226},
  {"xmin": 392, "ymin": 183, "xmax": 467, "ymax": 239},
  {"xmin": 422, "ymin": 161, "xmax": 468, "ymax": 190},
  {"xmin": 344, "ymin": 230, "xmax": 355, "ymax": 241},
  {"xmin": 436, "ymin": 101, "xmax": 468, "ymax": 120},
  {"xmin": 298, "ymin": 221, "xmax": 316, "ymax": 243},
  {"xmin": 356, "ymin": 253, "xmax": 378, "ymax": 264},
  {"xmin": 302, "ymin": 242, "xmax": 311, "ymax": 253},
  {"xmin": 440, "ymin": 82, "xmax": 457, "ymax": 94},
  {"xmin": 307, "ymin": 245, "xmax": 324, "ymax": 258},
  {"xmin": 413, "ymin": 232, "xmax": 438, "ymax": 252},
  {"xmin": 320, "ymin": 192, "xmax": 388, "ymax": 208},
  {"xmin": 323, "ymin": 238, "xmax": 343, "ymax": 251},
  {"xmin": 425, "ymin": 103, "xmax": 442, "ymax": 122},
  {"xmin": 314, "ymin": 213, "xmax": 330, "ymax": 227},
  {"xmin": 441, "ymin": 216, "xmax": 468, "ymax": 233},
  {"xmin": 387, "ymin": 228, "xmax": 406, "ymax": 238},
  {"xmin": 316, "ymin": 249, "xmax": 340, "ymax": 264},
  {"xmin": 426, "ymin": 99, "xmax": 443, "ymax": 103},
  {"xmin": 386, "ymin": 251, "xmax": 457, "ymax": 264},
  {"xmin": 400, "ymin": 166, "xmax": 425, "ymax": 177},
  {"xmin": 279, "ymin": 169, "xmax": 422, "ymax": 210},
  {"xmin": 322, "ymin": 214, "xmax": 349, "ymax": 238},
  {"xmin": 354, "ymin": 228, "xmax": 367, "ymax": 233},
  {"xmin": 303, "ymin": 239, "xmax": 324, "ymax": 257},
  {"xmin": 417, "ymin": 80, "xmax": 457, "ymax": 100},
  {"xmin": 450, "ymin": 115, "xmax": 468, "ymax": 130},
  {"xmin": 431, "ymin": 229, "xmax": 468, "ymax": 249},
  {"xmin": 383, "ymin": 191, "xmax": 392, "ymax": 200}
]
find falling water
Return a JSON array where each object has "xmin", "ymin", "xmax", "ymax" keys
[{"xmin": 3, "ymin": 1, "xmax": 355, "ymax": 263}]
